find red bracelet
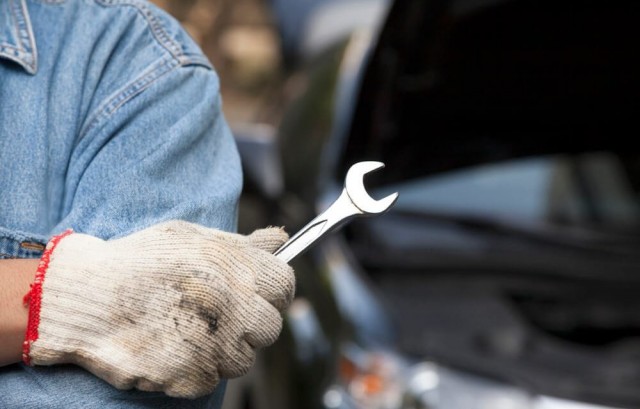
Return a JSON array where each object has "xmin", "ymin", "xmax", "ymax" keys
[{"xmin": 22, "ymin": 229, "xmax": 73, "ymax": 365}]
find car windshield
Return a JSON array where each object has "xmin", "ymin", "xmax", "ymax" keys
[
  {"xmin": 355, "ymin": 150, "xmax": 640, "ymax": 275},
  {"xmin": 377, "ymin": 152, "xmax": 640, "ymax": 232}
]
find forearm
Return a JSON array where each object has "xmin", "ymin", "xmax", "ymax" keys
[
  {"xmin": 0, "ymin": 259, "xmax": 38, "ymax": 366},
  {"xmin": 7, "ymin": 222, "xmax": 293, "ymax": 398}
]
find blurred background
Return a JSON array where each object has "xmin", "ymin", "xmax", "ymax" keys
[
  {"xmin": 150, "ymin": 0, "xmax": 284, "ymax": 128},
  {"xmin": 150, "ymin": 2, "xmax": 640, "ymax": 409}
]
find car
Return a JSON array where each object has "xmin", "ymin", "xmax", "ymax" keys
[
  {"xmin": 265, "ymin": 0, "xmax": 390, "ymax": 69},
  {"xmin": 224, "ymin": 0, "xmax": 640, "ymax": 408}
]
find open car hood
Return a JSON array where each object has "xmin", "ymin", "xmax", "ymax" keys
[{"xmin": 339, "ymin": 0, "xmax": 640, "ymax": 187}]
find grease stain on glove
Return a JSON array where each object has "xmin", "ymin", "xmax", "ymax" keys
[{"xmin": 23, "ymin": 220, "xmax": 295, "ymax": 399}]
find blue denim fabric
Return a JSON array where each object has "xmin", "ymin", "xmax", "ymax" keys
[{"xmin": 0, "ymin": 0, "xmax": 242, "ymax": 407}]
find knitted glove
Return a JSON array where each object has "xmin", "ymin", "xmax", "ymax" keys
[{"xmin": 22, "ymin": 220, "xmax": 295, "ymax": 398}]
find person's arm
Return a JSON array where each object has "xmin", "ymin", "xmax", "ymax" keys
[
  {"xmin": 5, "ymin": 60, "xmax": 294, "ymax": 399},
  {"xmin": 17, "ymin": 221, "xmax": 294, "ymax": 398},
  {"xmin": 0, "ymin": 259, "xmax": 38, "ymax": 366}
]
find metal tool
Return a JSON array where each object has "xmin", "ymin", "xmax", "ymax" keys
[{"xmin": 274, "ymin": 161, "xmax": 399, "ymax": 263}]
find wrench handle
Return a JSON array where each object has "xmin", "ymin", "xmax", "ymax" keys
[
  {"xmin": 274, "ymin": 219, "xmax": 329, "ymax": 263},
  {"xmin": 274, "ymin": 191, "xmax": 360, "ymax": 263}
]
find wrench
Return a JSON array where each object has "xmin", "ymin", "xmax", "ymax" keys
[{"xmin": 274, "ymin": 161, "xmax": 399, "ymax": 263}]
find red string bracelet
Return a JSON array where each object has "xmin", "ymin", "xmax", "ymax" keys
[{"xmin": 22, "ymin": 229, "xmax": 73, "ymax": 365}]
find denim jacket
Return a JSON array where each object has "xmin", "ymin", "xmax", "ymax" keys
[{"xmin": 0, "ymin": 0, "xmax": 241, "ymax": 407}]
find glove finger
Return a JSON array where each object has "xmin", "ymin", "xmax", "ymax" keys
[
  {"xmin": 136, "ymin": 378, "xmax": 163, "ymax": 393},
  {"xmin": 247, "ymin": 227, "xmax": 289, "ymax": 253},
  {"xmin": 217, "ymin": 339, "xmax": 255, "ymax": 379},
  {"xmin": 165, "ymin": 371, "xmax": 220, "ymax": 399},
  {"xmin": 254, "ymin": 254, "xmax": 295, "ymax": 311},
  {"xmin": 244, "ymin": 296, "xmax": 283, "ymax": 349}
]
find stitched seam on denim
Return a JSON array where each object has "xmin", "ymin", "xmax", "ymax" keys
[
  {"xmin": 132, "ymin": 76, "xmax": 221, "ymax": 165},
  {"xmin": 29, "ymin": 0, "xmax": 66, "ymax": 4},
  {"xmin": 182, "ymin": 52, "xmax": 212, "ymax": 69},
  {"xmin": 0, "ymin": 0, "xmax": 37, "ymax": 73},
  {"xmin": 95, "ymin": 0, "xmax": 183, "ymax": 62},
  {"xmin": 14, "ymin": 0, "xmax": 36, "ymax": 68},
  {"xmin": 78, "ymin": 57, "xmax": 180, "ymax": 140},
  {"xmin": 0, "ymin": 45, "xmax": 29, "ymax": 68},
  {"xmin": 0, "ymin": 228, "xmax": 47, "ymax": 258},
  {"xmin": 0, "ymin": 227, "xmax": 48, "ymax": 244}
]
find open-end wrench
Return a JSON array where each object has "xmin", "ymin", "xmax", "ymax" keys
[{"xmin": 274, "ymin": 161, "xmax": 399, "ymax": 263}]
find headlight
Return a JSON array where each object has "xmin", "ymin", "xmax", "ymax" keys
[
  {"xmin": 322, "ymin": 345, "xmax": 626, "ymax": 409},
  {"xmin": 403, "ymin": 363, "xmax": 440, "ymax": 409},
  {"xmin": 323, "ymin": 344, "xmax": 439, "ymax": 409}
]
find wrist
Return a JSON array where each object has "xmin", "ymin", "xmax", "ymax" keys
[
  {"xmin": 0, "ymin": 258, "xmax": 39, "ymax": 366},
  {"xmin": 23, "ymin": 230, "xmax": 150, "ymax": 368},
  {"xmin": 22, "ymin": 229, "xmax": 73, "ymax": 365}
]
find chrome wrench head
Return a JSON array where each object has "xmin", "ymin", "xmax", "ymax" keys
[
  {"xmin": 274, "ymin": 161, "xmax": 398, "ymax": 262},
  {"xmin": 344, "ymin": 161, "xmax": 399, "ymax": 215}
]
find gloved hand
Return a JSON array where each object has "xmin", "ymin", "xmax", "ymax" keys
[{"xmin": 22, "ymin": 220, "xmax": 295, "ymax": 398}]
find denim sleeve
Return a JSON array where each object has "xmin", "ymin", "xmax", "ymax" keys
[
  {"xmin": 0, "ymin": 62, "xmax": 240, "ymax": 409},
  {"xmin": 54, "ymin": 61, "xmax": 243, "ymax": 239},
  {"xmin": 1, "ymin": 2, "xmax": 242, "ymax": 406}
]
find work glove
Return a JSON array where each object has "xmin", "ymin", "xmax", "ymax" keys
[{"xmin": 22, "ymin": 220, "xmax": 295, "ymax": 399}]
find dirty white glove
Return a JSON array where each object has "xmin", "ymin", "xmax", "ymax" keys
[{"xmin": 22, "ymin": 220, "xmax": 295, "ymax": 398}]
